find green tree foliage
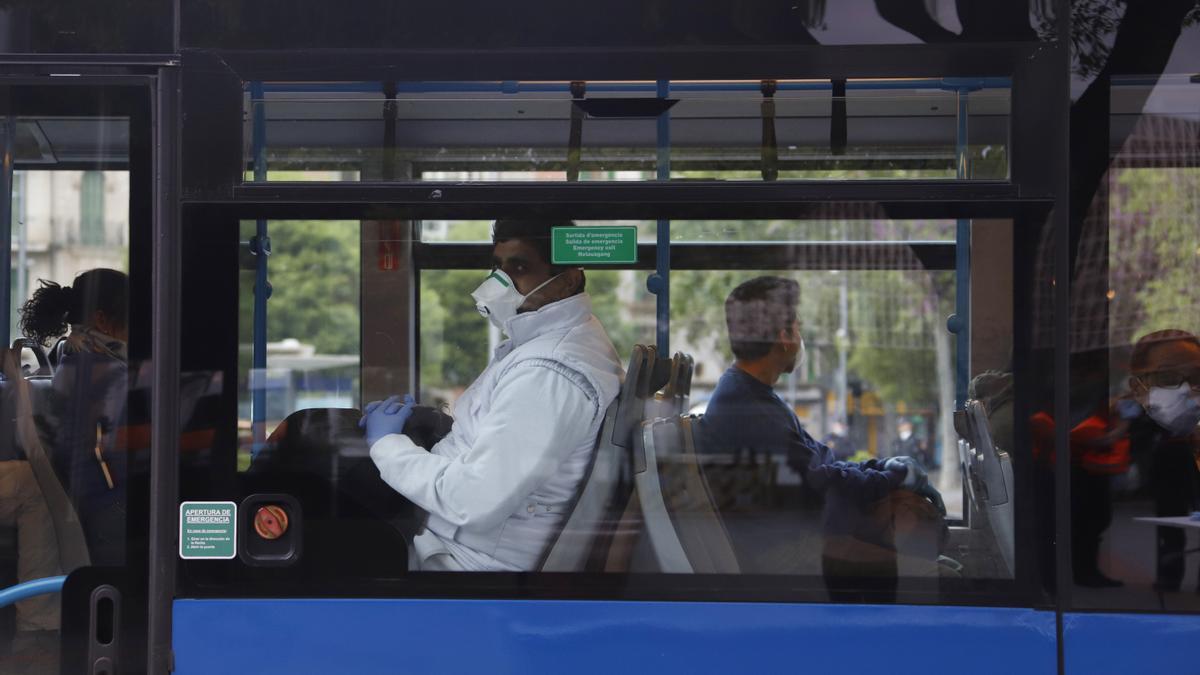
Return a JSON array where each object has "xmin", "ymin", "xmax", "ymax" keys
[
  {"xmin": 1112, "ymin": 167, "xmax": 1200, "ymax": 339},
  {"xmin": 262, "ymin": 221, "xmax": 361, "ymax": 354},
  {"xmin": 249, "ymin": 212, "xmax": 958, "ymax": 418},
  {"xmin": 668, "ymin": 215, "xmax": 954, "ymax": 414},
  {"xmin": 420, "ymin": 270, "xmax": 488, "ymax": 391}
]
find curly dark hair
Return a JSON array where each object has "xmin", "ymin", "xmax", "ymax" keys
[{"xmin": 18, "ymin": 268, "xmax": 128, "ymax": 345}]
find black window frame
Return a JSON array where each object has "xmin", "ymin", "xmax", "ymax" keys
[{"xmin": 171, "ymin": 39, "xmax": 1069, "ymax": 613}]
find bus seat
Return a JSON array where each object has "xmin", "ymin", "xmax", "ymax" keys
[
  {"xmin": 11, "ymin": 339, "xmax": 52, "ymax": 378},
  {"xmin": 539, "ymin": 398, "xmax": 623, "ymax": 571},
  {"xmin": 961, "ymin": 399, "xmax": 1015, "ymax": 577},
  {"xmin": 242, "ymin": 408, "xmax": 414, "ymax": 575},
  {"xmin": 610, "ymin": 344, "xmax": 659, "ymax": 450},
  {"xmin": 249, "ymin": 407, "xmax": 411, "ymax": 520},
  {"xmin": 645, "ymin": 352, "xmax": 694, "ymax": 420},
  {"xmin": 633, "ymin": 415, "xmax": 740, "ymax": 574},
  {"xmin": 540, "ymin": 345, "xmax": 658, "ymax": 572},
  {"xmin": 0, "ymin": 367, "xmax": 92, "ymax": 573}
]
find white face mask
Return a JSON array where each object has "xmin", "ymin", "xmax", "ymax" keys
[
  {"xmin": 1146, "ymin": 383, "xmax": 1200, "ymax": 437},
  {"xmin": 782, "ymin": 334, "xmax": 806, "ymax": 374},
  {"xmin": 470, "ymin": 269, "xmax": 561, "ymax": 333},
  {"xmin": 899, "ymin": 430, "xmax": 913, "ymax": 441}
]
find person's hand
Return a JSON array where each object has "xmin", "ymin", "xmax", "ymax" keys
[
  {"xmin": 884, "ymin": 456, "xmax": 928, "ymax": 491},
  {"xmin": 885, "ymin": 456, "xmax": 945, "ymax": 516},
  {"xmin": 916, "ymin": 483, "xmax": 947, "ymax": 516},
  {"xmin": 360, "ymin": 394, "xmax": 415, "ymax": 447}
]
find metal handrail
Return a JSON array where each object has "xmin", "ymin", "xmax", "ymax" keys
[{"xmin": 0, "ymin": 576, "xmax": 67, "ymax": 608}]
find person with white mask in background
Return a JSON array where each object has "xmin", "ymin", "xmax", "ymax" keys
[
  {"xmin": 363, "ymin": 219, "xmax": 623, "ymax": 571},
  {"xmin": 1126, "ymin": 330, "xmax": 1200, "ymax": 592}
]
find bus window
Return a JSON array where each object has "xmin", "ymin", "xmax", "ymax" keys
[
  {"xmin": 659, "ymin": 219, "xmax": 1015, "ymax": 588},
  {"xmin": 1067, "ymin": 73, "xmax": 1200, "ymax": 613},
  {"xmin": 242, "ymin": 80, "xmax": 1010, "ymax": 183},
  {"xmin": 418, "ymin": 220, "xmax": 656, "ymax": 410},
  {"xmin": 2, "ymin": 114, "xmax": 134, "ymax": 670},
  {"xmin": 236, "ymin": 220, "xmax": 362, "ymax": 468},
  {"xmin": 215, "ymin": 211, "xmax": 1027, "ymax": 601}
]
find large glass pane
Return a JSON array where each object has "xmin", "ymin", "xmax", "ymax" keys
[
  {"xmin": 243, "ymin": 80, "xmax": 1010, "ymax": 182},
  {"xmin": 1067, "ymin": 32, "xmax": 1200, "ymax": 610},
  {"xmin": 2, "ymin": 115, "xmax": 131, "ymax": 672},
  {"xmin": 236, "ymin": 220, "xmax": 362, "ymax": 467},
  {"xmin": 212, "ymin": 213, "xmax": 1032, "ymax": 605}
]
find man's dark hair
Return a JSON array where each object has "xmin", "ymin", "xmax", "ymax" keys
[
  {"xmin": 492, "ymin": 218, "xmax": 585, "ymax": 289},
  {"xmin": 724, "ymin": 276, "xmax": 800, "ymax": 361}
]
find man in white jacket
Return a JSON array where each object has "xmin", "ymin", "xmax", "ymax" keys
[{"xmin": 364, "ymin": 220, "xmax": 623, "ymax": 571}]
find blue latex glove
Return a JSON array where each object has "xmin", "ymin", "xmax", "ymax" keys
[
  {"xmin": 884, "ymin": 456, "xmax": 928, "ymax": 491},
  {"xmin": 917, "ymin": 483, "xmax": 947, "ymax": 516},
  {"xmin": 885, "ymin": 456, "xmax": 946, "ymax": 516},
  {"xmin": 360, "ymin": 394, "xmax": 416, "ymax": 447}
]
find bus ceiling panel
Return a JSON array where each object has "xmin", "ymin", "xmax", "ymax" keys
[
  {"xmin": 414, "ymin": 241, "xmax": 958, "ymax": 272},
  {"xmin": 244, "ymin": 85, "xmax": 1010, "ymax": 180},
  {"xmin": 12, "ymin": 118, "xmax": 131, "ymax": 168},
  {"xmin": 2, "ymin": 84, "xmax": 152, "ymax": 116},
  {"xmin": 205, "ymin": 44, "xmax": 1038, "ymax": 83}
]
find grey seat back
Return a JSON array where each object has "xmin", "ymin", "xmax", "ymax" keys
[
  {"xmin": 633, "ymin": 415, "xmax": 740, "ymax": 574},
  {"xmin": 1, "ymin": 368, "xmax": 92, "ymax": 572},
  {"xmin": 958, "ymin": 399, "xmax": 1014, "ymax": 577},
  {"xmin": 645, "ymin": 352, "xmax": 694, "ymax": 420},
  {"xmin": 539, "ymin": 345, "xmax": 657, "ymax": 571}
]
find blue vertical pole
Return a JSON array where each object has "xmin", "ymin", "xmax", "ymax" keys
[
  {"xmin": 654, "ymin": 79, "xmax": 670, "ymax": 355},
  {"xmin": 953, "ymin": 87, "xmax": 971, "ymax": 410},
  {"xmin": 250, "ymin": 83, "xmax": 270, "ymax": 457}
]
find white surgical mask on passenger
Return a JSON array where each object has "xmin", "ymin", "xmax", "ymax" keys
[
  {"xmin": 471, "ymin": 269, "xmax": 561, "ymax": 333},
  {"xmin": 1146, "ymin": 383, "xmax": 1200, "ymax": 436},
  {"xmin": 782, "ymin": 335, "xmax": 807, "ymax": 374}
]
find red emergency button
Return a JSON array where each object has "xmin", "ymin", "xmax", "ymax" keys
[{"xmin": 254, "ymin": 505, "xmax": 290, "ymax": 540}]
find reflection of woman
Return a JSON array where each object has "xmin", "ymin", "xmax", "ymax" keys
[
  {"xmin": 19, "ymin": 269, "xmax": 129, "ymax": 565},
  {"xmin": 1127, "ymin": 330, "xmax": 1200, "ymax": 592}
]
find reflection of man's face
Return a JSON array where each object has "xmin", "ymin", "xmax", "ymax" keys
[{"xmin": 1130, "ymin": 340, "xmax": 1200, "ymax": 407}]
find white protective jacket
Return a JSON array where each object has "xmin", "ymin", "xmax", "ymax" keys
[{"xmin": 370, "ymin": 293, "xmax": 623, "ymax": 571}]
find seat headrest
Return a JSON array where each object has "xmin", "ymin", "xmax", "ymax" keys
[
  {"xmin": 611, "ymin": 345, "xmax": 657, "ymax": 449},
  {"xmin": 10, "ymin": 338, "xmax": 51, "ymax": 377}
]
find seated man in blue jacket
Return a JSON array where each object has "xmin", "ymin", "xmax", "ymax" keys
[{"xmin": 697, "ymin": 276, "xmax": 944, "ymax": 591}]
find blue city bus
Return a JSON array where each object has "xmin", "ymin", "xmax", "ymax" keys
[{"xmin": 0, "ymin": 1, "xmax": 1198, "ymax": 673}]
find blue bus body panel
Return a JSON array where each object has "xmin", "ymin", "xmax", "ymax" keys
[
  {"xmin": 173, "ymin": 599, "xmax": 1056, "ymax": 675},
  {"xmin": 1063, "ymin": 612, "xmax": 1200, "ymax": 675}
]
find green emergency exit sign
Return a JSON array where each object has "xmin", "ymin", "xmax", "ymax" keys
[
  {"xmin": 179, "ymin": 501, "xmax": 237, "ymax": 559},
  {"xmin": 552, "ymin": 226, "xmax": 638, "ymax": 265}
]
